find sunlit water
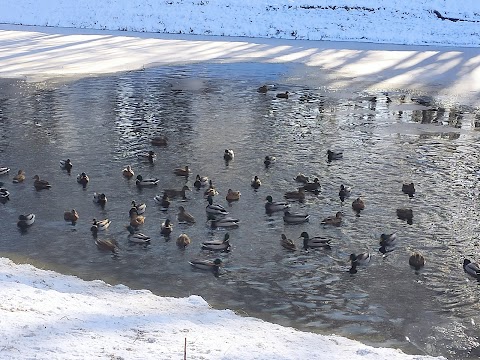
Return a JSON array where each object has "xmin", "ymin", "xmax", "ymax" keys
[{"xmin": 0, "ymin": 63, "xmax": 479, "ymax": 359}]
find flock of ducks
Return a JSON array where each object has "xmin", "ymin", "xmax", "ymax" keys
[{"xmin": 1, "ymin": 131, "xmax": 479, "ymax": 281}]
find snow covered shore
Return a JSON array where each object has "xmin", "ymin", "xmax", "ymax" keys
[
  {"xmin": 0, "ymin": 257, "xmax": 445, "ymax": 359},
  {"xmin": 2, "ymin": 0, "xmax": 480, "ymax": 47}
]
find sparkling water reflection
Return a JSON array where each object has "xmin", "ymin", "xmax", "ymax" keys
[{"xmin": 0, "ymin": 63, "xmax": 479, "ymax": 359}]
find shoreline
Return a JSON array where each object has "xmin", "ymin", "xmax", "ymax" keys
[{"xmin": 0, "ymin": 24, "xmax": 479, "ymax": 106}]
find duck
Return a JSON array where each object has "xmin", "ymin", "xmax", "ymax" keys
[
  {"xmin": 161, "ymin": 219, "xmax": 173, "ymax": 236},
  {"xmin": 91, "ymin": 218, "xmax": 111, "ymax": 234},
  {"xmin": 204, "ymin": 181, "xmax": 219, "ymax": 198},
  {"xmin": 150, "ymin": 136, "xmax": 168, "ymax": 146},
  {"xmin": 201, "ymin": 233, "xmax": 231, "ymax": 252},
  {"xmin": 206, "ymin": 195, "xmax": 229, "ymax": 216},
  {"xmin": 257, "ymin": 84, "xmax": 268, "ymax": 93},
  {"xmin": 349, "ymin": 252, "xmax": 371, "ymax": 273},
  {"xmin": 164, "ymin": 185, "xmax": 190, "ymax": 199},
  {"xmin": 189, "ymin": 258, "xmax": 222, "ymax": 275},
  {"xmin": 137, "ymin": 150, "xmax": 156, "ymax": 163},
  {"xmin": 300, "ymin": 232, "xmax": 331, "ymax": 250},
  {"xmin": 173, "ymin": 166, "xmax": 190, "ymax": 177},
  {"xmin": 59, "ymin": 159, "xmax": 73, "ymax": 173},
  {"xmin": 177, "ymin": 206, "xmax": 196, "ymax": 224},
  {"xmin": 321, "ymin": 212, "xmax": 343, "ymax": 227},
  {"xmin": 409, "ymin": 252, "xmax": 425, "ymax": 271},
  {"xmin": 251, "ymin": 176, "xmax": 261, "ymax": 190},
  {"xmin": 283, "ymin": 210, "xmax": 310, "ymax": 224},
  {"xmin": 136, "ymin": 175, "xmax": 159, "ymax": 187},
  {"xmin": 176, "ymin": 233, "xmax": 191, "ymax": 248},
  {"xmin": 352, "ymin": 197, "xmax": 365, "ymax": 212},
  {"xmin": 379, "ymin": 233, "xmax": 397, "ymax": 254},
  {"xmin": 226, "ymin": 189, "xmax": 241, "ymax": 202},
  {"xmin": 265, "ymin": 195, "xmax": 290, "ymax": 213},
  {"xmin": 63, "ymin": 209, "xmax": 79, "ymax": 224},
  {"xmin": 17, "ymin": 214, "xmax": 35, "ymax": 229},
  {"xmin": 0, "ymin": 167, "xmax": 10, "ymax": 175},
  {"xmin": 302, "ymin": 178, "xmax": 321, "ymax": 192},
  {"xmin": 339, "ymin": 184, "xmax": 351, "ymax": 202},
  {"xmin": 130, "ymin": 200, "xmax": 146, "ymax": 215},
  {"xmin": 402, "ymin": 182, "xmax": 415, "ymax": 197},
  {"xmin": 351, "ymin": 252, "xmax": 371, "ymax": 266},
  {"xmin": 284, "ymin": 188, "xmax": 305, "ymax": 201},
  {"xmin": 204, "ymin": 187, "xmax": 219, "ymax": 198},
  {"xmin": 33, "ymin": 175, "xmax": 51, "ymax": 190},
  {"xmin": 208, "ymin": 217, "xmax": 239, "ymax": 229},
  {"xmin": 0, "ymin": 188, "xmax": 10, "ymax": 201},
  {"xmin": 463, "ymin": 259, "xmax": 480, "ymax": 279},
  {"xmin": 223, "ymin": 149, "xmax": 234, "ymax": 162},
  {"xmin": 276, "ymin": 91, "xmax": 289, "ymax": 99},
  {"xmin": 12, "ymin": 170, "xmax": 26, "ymax": 183},
  {"xmin": 397, "ymin": 208, "xmax": 413, "ymax": 224},
  {"xmin": 93, "ymin": 192, "xmax": 107, "ymax": 207},
  {"xmin": 264, "ymin": 156, "xmax": 276, "ymax": 168},
  {"xmin": 193, "ymin": 174, "xmax": 209, "ymax": 189},
  {"xmin": 127, "ymin": 227, "xmax": 151, "ymax": 244},
  {"xmin": 281, "ymin": 234, "xmax": 296, "ymax": 251},
  {"xmin": 95, "ymin": 238, "xmax": 118, "ymax": 253},
  {"xmin": 76, "ymin": 172, "xmax": 89, "ymax": 188},
  {"xmin": 129, "ymin": 210, "xmax": 145, "ymax": 227},
  {"xmin": 154, "ymin": 193, "xmax": 171, "ymax": 210},
  {"xmin": 122, "ymin": 165, "xmax": 134, "ymax": 178},
  {"xmin": 294, "ymin": 173, "xmax": 309, "ymax": 184},
  {"xmin": 327, "ymin": 149, "xmax": 343, "ymax": 161}
]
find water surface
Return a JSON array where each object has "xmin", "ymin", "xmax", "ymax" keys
[{"xmin": 0, "ymin": 63, "xmax": 479, "ymax": 359}]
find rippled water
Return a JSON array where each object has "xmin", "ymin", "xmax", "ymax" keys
[{"xmin": 0, "ymin": 63, "xmax": 479, "ymax": 359}]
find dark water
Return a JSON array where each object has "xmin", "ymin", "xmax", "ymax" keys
[{"xmin": 0, "ymin": 63, "xmax": 479, "ymax": 359}]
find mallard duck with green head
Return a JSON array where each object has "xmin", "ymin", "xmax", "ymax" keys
[
  {"xmin": 349, "ymin": 252, "xmax": 371, "ymax": 273},
  {"xmin": 201, "ymin": 233, "xmax": 231, "ymax": 252},
  {"xmin": 463, "ymin": 259, "xmax": 480, "ymax": 280},
  {"xmin": 283, "ymin": 211, "xmax": 310, "ymax": 224},
  {"xmin": 189, "ymin": 258, "xmax": 222, "ymax": 276},
  {"xmin": 206, "ymin": 195, "xmax": 228, "ymax": 216},
  {"xmin": 208, "ymin": 217, "xmax": 239, "ymax": 229},
  {"xmin": 251, "ymin": 176, "xmax": 261, "ymax": 190},
  {"xmin": 136, "ymin": 175, "xmax": 159, "ymax": 187},
  {"xmin": 379, "ymin": 233, "xmax": 397, "ymax": 254},
  {"xmin": 60, "ymin": 159, "xmax": 73, "ymax": 173},
  {"xmin": 161, "ymin": 219, "xmax": 173, "ymax": 236},
  {"xmin": 154, "ymin": 193, "xmax": 171, "ymax": 211},
  {"xmin": 76, "ymin": 172, "xmax": 89, "ymax": 188},
  {"xmin": 300, "ymin": 232, "xmax": 331, "ymax": 250},
  {"xmin": 265, "ymin": 196, "xmax": 290, "ymax": 213},
  {"xmin": 224, "ymin": 149, "xmax": 234, "ymax": 162}
]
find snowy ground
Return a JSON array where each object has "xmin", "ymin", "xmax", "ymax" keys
[
  {"xmin": 2, "ymin": 1, "xmax": 480, "ymax": 47},
  {"xmin": 0, "ymin": 257, "xmax": 444, "ymax": 360},
  {"xmin": 0, "ymin": 24, "xmax": 479, "ymax": 106}
]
